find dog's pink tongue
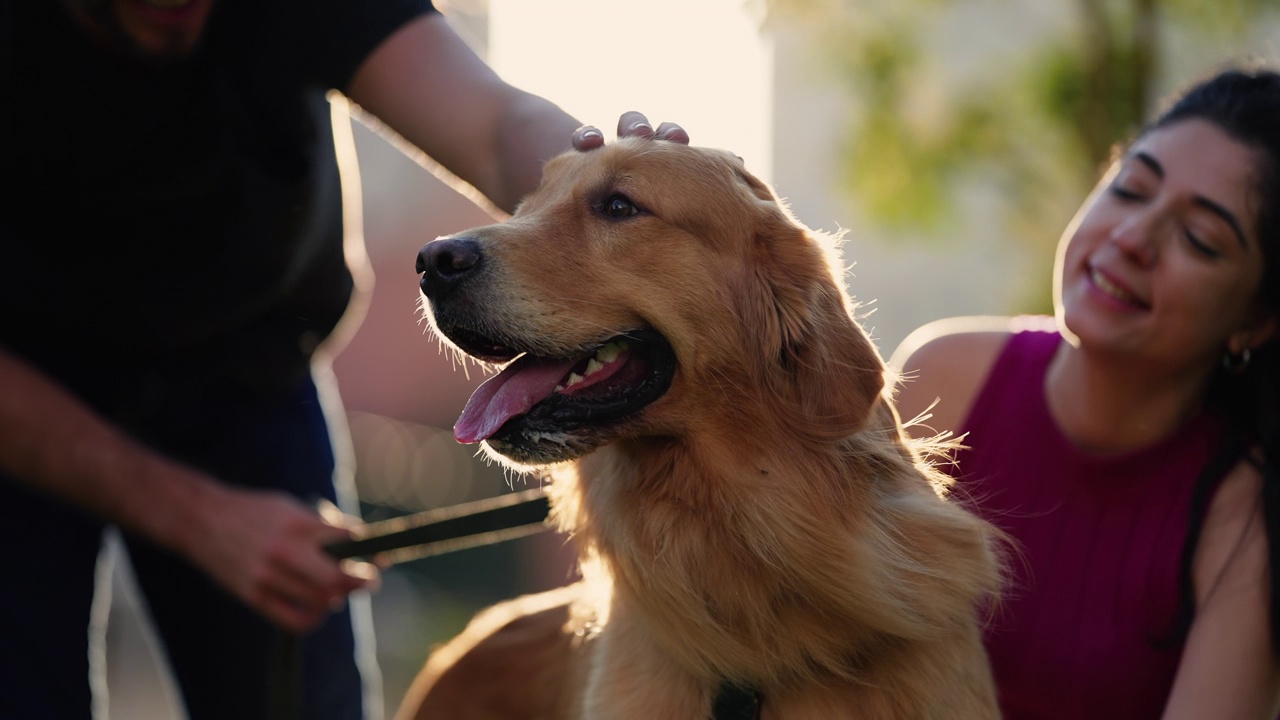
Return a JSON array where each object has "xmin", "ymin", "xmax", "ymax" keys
[{"xmin": 454, "ymin": 355, "xmax": 577, "ymax": 444}]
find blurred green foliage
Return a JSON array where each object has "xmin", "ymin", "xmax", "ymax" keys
[
  {"xmin": 770, "ymin": 0, "xmax": 1278, "ymax": 231},
  {"xmin": 768, "ymin": 0, "xmax": 1278, "ymax": 312}
]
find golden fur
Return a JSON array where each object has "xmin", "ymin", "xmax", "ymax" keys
[{"xmin": 401, "ymin": 139, "xmax": 1002, "ymax": 719}]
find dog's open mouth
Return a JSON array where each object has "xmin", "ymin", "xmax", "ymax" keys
[{"xmin": 451, "ymin": 328, "xmax": 675, "ymax": 455}]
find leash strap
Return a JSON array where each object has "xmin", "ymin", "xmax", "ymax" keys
[
  {"xmin": 271, "ymin": 487, "xmax": 552, "ymax": 720},
  {"xmin": 325, "ymin": 487, "xmax": 551, "ymax": 563}
]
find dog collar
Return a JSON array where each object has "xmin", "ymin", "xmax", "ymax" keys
[{"xmin": 713, "ymin": 681, "xmax": 763, "ymax": 720}]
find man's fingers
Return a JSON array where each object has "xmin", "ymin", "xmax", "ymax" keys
[
  {"xmin": 260, "ymin": 560, "xmax": 376, "ymax": 632},
  {"xmin": 617, "ymin": 111, "xmax": 655, "ymax": 139},
  {"xmin": 575, "ymin": 114, "xmax": 690, "ymax": 153},
  {"xmin": 265, "ymin": 559, "xmax": 328, "ymax": 601},
  {"xmin": 571, "ymin": 125, "xmax": 605, "ymax": 150},
  {"xmin": 260, "ymin": 538, "xmax": 374, "ymax": 605},
  {"xmin": 654, "ymin": 121, "xmax": 690, "ymax": 144},
  {"xmin": 262, "ymin": 591, "xmax": 329, "ymax": 634},
  {"xmin": 315, "ymin": 498, "xmax": 361, "ymax": 530},
  {"xmin": 252, "ymin": 573, "xmax": 328, "ymax": 631},
  {"xmin": 341, "ymin": 558, "xmax": 381, "ymax": 592}
]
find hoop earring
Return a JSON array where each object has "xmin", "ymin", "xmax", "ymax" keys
[{"xmin": 1222, "ymin": 347, "xmax": 1252, "ymax": 375}]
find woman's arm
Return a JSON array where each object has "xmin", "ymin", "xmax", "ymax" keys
[
  {"xmin": 1162, "ymin": 459, "xmax": 1280, "ymax": 719},
  {"xmin": 888, "ymin": 316, "xmax": 1012, "ymax": 442}
]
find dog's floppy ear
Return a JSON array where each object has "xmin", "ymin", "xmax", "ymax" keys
[{"xmin": 735, "ymin": 185, "xmax": 886, "ymax": 441}]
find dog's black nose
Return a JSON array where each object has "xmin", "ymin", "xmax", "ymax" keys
[{"xmin": 417, "ymin": 237, "xmax": 482, "ymax": 298}]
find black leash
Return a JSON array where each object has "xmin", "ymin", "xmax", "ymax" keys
[
  {"xmin": 269, "ymin": 487, "xmax": 762, "ymax": 720},
  {"xmin": 326, "ymin": 487, "xmax": 552, "ymax": 564},
  {"xmin": 270, "ymin": 488, "xmax": 552, "ymax": 720}
]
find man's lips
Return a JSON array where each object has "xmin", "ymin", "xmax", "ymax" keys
[{"xmin": 129, "ymin": 0, "xmax": 203, "ymax": 21}]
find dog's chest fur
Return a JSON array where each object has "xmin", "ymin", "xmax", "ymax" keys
[{"xmin": 547, "ymin": 421, "xmax": 997, "ymax": 719}]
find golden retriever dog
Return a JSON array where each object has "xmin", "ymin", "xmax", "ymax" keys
[{"xmin": 403, "ymin": 138, "xmax": 1002, "ymax": 719}]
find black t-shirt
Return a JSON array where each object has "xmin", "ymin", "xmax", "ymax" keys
[{"xmin": 1, "ymin": 0, "xmax": 433, "ymax": 398}]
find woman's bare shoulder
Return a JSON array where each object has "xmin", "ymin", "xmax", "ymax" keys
[{"xmin": 888, "ymin": 316, "xmax": 1019, "ymax": 440}]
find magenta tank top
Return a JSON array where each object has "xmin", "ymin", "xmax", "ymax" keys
[{"xmin": 948, "ymin": 319, "xmax": 1223, "ymax": 719}]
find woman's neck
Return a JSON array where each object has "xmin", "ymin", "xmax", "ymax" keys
[{"xmin": 1044, "ymin": 341, "xmax": 1211, "ymax": 455}]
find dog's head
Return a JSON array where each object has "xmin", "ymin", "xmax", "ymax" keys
[{"xmin": 417, "ymin": 138, "xmax": 886, "ymax": 466}]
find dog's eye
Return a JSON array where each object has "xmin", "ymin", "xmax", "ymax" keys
[{"xmin": 600, "ymin": 194, "xmax": 639, "ymax": 219}]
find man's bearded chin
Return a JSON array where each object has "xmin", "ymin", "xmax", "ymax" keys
[{"xmin": 61, "ymin": 0, "xmax": 209, "ymax": 61}]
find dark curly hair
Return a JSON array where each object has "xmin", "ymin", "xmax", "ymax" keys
[{"xmin": 1143, "ymin": 66, "xmax": 1280, "ymax": 658}]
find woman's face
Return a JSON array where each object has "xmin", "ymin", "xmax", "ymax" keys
[{"xmin": 1054, "ymin": 118, "xmax": 1273, "ymax": 374}]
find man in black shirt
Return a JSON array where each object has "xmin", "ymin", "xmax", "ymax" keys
[{"xmin": 0, "ymin": 1, "xmax": 686, "ymax": 717}]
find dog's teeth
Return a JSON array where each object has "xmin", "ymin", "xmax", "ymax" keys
[
  {"xmin": 596, "ymin": 343, "xmax": 621, "ymax": 364},
  {"xmin": 565, "ymin": 372, "xmax": 584, "ymax": 388},
  {"xmin": 585, "ymin": 358, "xmax": 604, "ymax": 376},
  {"xmin": 554, "ymin": 384, "xmax": 565, "ymax": 392}
]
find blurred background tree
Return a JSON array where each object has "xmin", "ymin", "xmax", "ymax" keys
[{"xmin": 769, "ymin": 0, "xmax": 1280, "ymax": 311}]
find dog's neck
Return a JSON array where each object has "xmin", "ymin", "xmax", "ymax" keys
[{"xmin": 546, "ymin": 399, "xmax": 999, "ymax": 690}]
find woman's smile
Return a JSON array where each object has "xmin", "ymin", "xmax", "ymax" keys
[{"xmin": 1086, "ymin": 264, "xmax": 1149, "ymax": 311}]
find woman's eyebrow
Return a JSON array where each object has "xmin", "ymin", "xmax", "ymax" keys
[
  {"xmin": 1134, "ymin": 151, "xmax": 1164, "ymax": 178},
  {"xmin": 1134, "ymin": 150, "xmax": 1249, "ymax": 249}
]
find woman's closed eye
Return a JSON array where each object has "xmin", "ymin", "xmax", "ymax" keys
[
  {"xmin": 1183, "ymin": 211, "xmax": 1233, "ymax": 259},
  {"xmin": 1109, "ymin": 182, "xmax": 1146, "ymax": 202},
  {"xmin": 1183, "ymin": 227, "xmax": 1221, "ymax": 258}
]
